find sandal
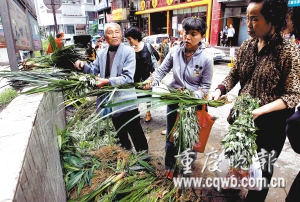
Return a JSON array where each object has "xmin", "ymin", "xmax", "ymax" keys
[{"xmin": 145, "ymin": 111, "xmax": 152, "ymax": 122}]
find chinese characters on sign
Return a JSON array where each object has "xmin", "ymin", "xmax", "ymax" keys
[{"xmin": 288, "ymin": 0, "xmax": 300, "ymax": 7}]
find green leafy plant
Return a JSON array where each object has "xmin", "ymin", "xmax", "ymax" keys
[
  {"xmin": 221, "ymin": 94, "xmax": 259, "ymax": 169},
  {"xmin": 168, "ymin": 89, "xmax": 200, "ymax": 152}
]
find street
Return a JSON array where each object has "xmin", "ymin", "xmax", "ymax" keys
[{"xmin": 141, "ymin": 62, "xmax": 300, "ymax": 201}]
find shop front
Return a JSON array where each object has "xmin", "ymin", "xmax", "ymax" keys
[
  {"xmin": 135, "ymin": 0, "xmax": 212, "ymax": 40},
  {"xmin": 112, "ymin": 8, "xmax": 131, "ymax": 34},
  {"xmin": 216, "ymin": 0, "xmax": 248, "ymax": 46}
]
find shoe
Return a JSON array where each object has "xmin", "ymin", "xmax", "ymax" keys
[
  {"xmin": 145, "ymin": 111, "xmax": 151, "ymax": 122},
  {"xmin": 161, "ymin": 130, "xmax": 166, "ymax": 135},
  {"xmin": 165, "ymin": 170, "xmax": 174, "ymax": 180}
]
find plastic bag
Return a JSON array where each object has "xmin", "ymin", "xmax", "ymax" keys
[
  {"xmin": 193, "ymin": 104, "xmax": 215, "ymax": 153},
  {"xmin": 214, "ymin": 150, "xmax": 262, "ymax": 191},
  {"xmin": 168, "ymin": 105, "xmax": 214, "ymax": 153}
]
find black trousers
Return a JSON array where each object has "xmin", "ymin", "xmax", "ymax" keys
[
  {"xmin": 286, "ymin": 171, "xmax": 300, "ymax": 202},
  {"xmin": 165, "ymin": 104, "xmax": 205, "ymax": 170},
  {"xmin": 245, "ymin": 108, "xmax": 295, "ymax": 202},
  {"xmin": 111, "ymin": 109, "xmax": 148, "ymax": 152},
  {"xmin": 227, "ymin": 37, "xmax": 234, "ymax": 46}
]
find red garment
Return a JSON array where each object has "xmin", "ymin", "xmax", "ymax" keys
[{"xmin": 47, "ymin": 38, "xmax": 63, "ymax": 54}]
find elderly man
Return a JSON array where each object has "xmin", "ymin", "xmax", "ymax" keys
[{"xmin": 74, "ymin": 23, "xmax": 148, "ymax": 152}]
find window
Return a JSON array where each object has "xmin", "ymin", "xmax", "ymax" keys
[
  {"xmin": 66, "ymin": 25, "xmax": 75, "ymax": 34},
  {"xmin": 87, "ymin": 12, "xmax": 94, "ymax": 21}
]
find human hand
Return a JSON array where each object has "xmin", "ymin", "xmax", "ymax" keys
[
  {"xmin": 177, "ymin": 87, "xmax": 185, "ymax": 92},
  {"xmin": 143, "ymin": 80, "xmax": 153, "ymax": 90},
  {"xmin": 211, "ymin": 89, "xmax": 222, "ymax": 100},
  {"xmin": 96, "ymin": 78, "xmax": 109, "ymax": 88},
  {"xmin": 252, "ymin": 108, "xmax": 264, "ymax": 120},
  {"xmin": 74, "ymin": 60, "xmax": 84, "ymax": 71}
]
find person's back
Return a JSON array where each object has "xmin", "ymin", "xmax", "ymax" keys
[{"xmin": 47, "ymin": 33, "xmax": 63, "ymax": 54}]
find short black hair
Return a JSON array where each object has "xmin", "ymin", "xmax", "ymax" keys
[
  {"xmin": 182, "ymin": 17, "xmax": 207, "ymax": 35},
  {"xmin": 249, "ymin": 0, "xmax": 289, "ymax": 33},
  {"xmin": 124, "ymin": 27, "xmax": 142, "ymax": 41},
  {"xmin": 56, "ymin": 33, "xmax": 62, "ymax": 38}
]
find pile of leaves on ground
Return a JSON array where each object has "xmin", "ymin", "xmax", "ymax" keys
[
  {"xmin": 0, "ymin": 42, "xmax": 229, "ymax": 201},
  {"xmin": 59, "ymin": 101, "xmax": 180, "ymax": 201}
]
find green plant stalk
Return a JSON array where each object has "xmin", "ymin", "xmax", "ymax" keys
[
  {"xmin": 106, "ymin": 118, "xmax": 112, "ymax": 146},
  {"xmin": 221, "ymin": 94, "xmax": 259, "ymax": 169},
  {"xmin": 70, "ymin": 172, "xmax": 125, "ymax": 202}
]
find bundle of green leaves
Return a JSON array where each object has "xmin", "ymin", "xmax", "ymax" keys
[
  {"xmin": 221, "ymin": 94, "xmax": 260, "ymax": 169},
  {"xmin": 21, "ymin": 35, "xmax": 85, "ymax": 71},
  {"xmin": 169, "ymin": 89, "xmax": 200, "ymax": 152}
]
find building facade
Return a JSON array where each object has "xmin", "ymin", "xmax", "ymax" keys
[
  {"xmin": 213, "ymin": 0, "xmax": 248, "ymax": 47},
  {"xmin": 94, "ymin": 0, "xmax": 112, "ymax": 36},
  {"xmin": 34, "ymin": 0, "xmax": 96, "ymax": 39},
  {"xmin": 131, "ymin": 0, "xmax": 212, "ymax": 40}
]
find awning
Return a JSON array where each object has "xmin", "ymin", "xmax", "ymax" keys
[
  {"xmin": 217, "ymin": 0, "xmax": 247, "ymax": 2},
  {"xmin": 135, "ymin": 0, "xmax": 210, "ymax": 15}
]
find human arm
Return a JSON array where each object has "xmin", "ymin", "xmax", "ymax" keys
[
  {"xmin": 143, "ymin": 51, "xmax": 173, "ymax": 89},
  {"xmin": 211, "ymin": 45, "xmax": 243, "ymax": 100},
  {"xmin": 73, "ymin": 59, "xmax": 107, "ymax": 88},
  {"xmin": 253, "ymin": 43, "xmax": 300, "ymax": 117},
  {"xmin": 252, "ymin": 99, "xmax": 287, "ymax": 119},
  {"xmin": 73, "ymin": 54, "xmax": 101, "ymax": 75},
  {"xmin": 195, "ymin": 58, "xmax": 213, "ymax": 98}
]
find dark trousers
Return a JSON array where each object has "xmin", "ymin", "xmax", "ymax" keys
[
  {"xmin": 286, "ymin": 171, "xmax": 300, "ymax": 202},
  {"xmin": 245, "ymin": 108, "xmax": 294, "ymax": 202},
  {"xmin": 165, "ymin": 104, "xmax": 204, "ymax": 170},
  {"xmin": 111, "ymin": 109, "xmax": 148, "ymax": 152},
  {"xmin": 227, "ymin": 37, "xmax": 234, "ymax": 46}
]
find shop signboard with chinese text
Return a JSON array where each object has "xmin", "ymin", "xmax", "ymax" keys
[
  {"xmin": 140, "ymin": 0, "xmax": 145, "ymax": 10},
  {"xmin": 166, "ymin": 0, "xmax": 173, "ymax": 5},
  {"xmin": 112, "ymin": 8, "xmax": 127, "ymax": 21},
  {"xmin": 288, "ymin": 0, "xmax": 300, "ymax": 7}
]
